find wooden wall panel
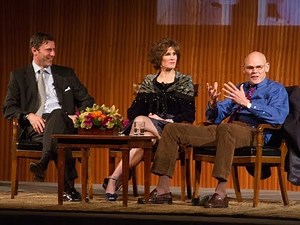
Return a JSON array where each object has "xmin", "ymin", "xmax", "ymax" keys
[{"xmin": 1, "ymin": 0, "xmax": 300, "ymax": 192}]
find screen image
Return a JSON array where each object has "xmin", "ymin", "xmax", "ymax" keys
[
  {"xmin": 258, "ymin": 0, "xmax": 300, "ymax": 26},
  {"xmin": 157, "ymin": 0, "xmax": 300, "ymax": 26},
  {"xmin": 157, "ymin": 0, "xmax": 238, "ymax": 25}
]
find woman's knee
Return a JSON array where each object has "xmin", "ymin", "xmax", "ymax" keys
[{"xmin": 134, "ymin": 115, "xmax": 148, "ymax": 122}]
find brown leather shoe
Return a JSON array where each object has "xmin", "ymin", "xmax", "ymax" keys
[
  {"xmin": 204, "ymin": 193, "xmax": 228, "ymax": 208},
  {"xmin": 137, "ymin": 189, "xmax": 172, "ymax": 204}
]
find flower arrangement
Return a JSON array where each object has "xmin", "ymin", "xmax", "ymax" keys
[{"xmin": 74, "ymin": 103, "xmax": 125, "ymax": 130}]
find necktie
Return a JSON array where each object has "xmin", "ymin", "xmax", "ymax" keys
[
  {"xmin": 228, "ymin": 85, "xmax": 255, "ymax": 122},
  {"xmin": 246, "ymin": 85, "xmax": 255, "ymax": 100},
  {"xmin": 36, "ymin": 69, "xmax": 46, "ymax": 116}
]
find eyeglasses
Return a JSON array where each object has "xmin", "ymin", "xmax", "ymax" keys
[{"xmin": 244, "ymin": 64, "xmax": 265, "ymax": 71}]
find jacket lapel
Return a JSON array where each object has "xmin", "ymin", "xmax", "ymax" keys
[
  {"xmin": 26, "ymin": 66, "xmax": 40, "ymax": 111},
  {"xmin": 51, "ymin": 67, "xmax": 64, "ymax": 104},
  {"xmin": 26, "ymin": 66, "xmax": 37, "ymax": 92}
]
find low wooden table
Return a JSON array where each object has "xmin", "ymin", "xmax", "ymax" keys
[{"xmin": 52, "ymin": 134, "xmax": 157, "ymax": 206}]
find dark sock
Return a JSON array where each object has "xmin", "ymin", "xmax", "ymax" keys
[
  {"xmin": 64, "ymin": 180, "xmax": 75, "ymax": 192},
  {"xmin": 39, "ymin": 152, "xmax": 53, "ymax": 170}
]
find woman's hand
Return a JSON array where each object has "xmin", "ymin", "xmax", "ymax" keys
[
  {"xmin": 68, "ymin": 115, "xmax": 78, "ymax": 124},
  {"xmin": 148, "ymin": 113, "xmax": 163, "ymax": 120},
  {"xmin": 148, "ymin": 113, "xmax": 173, "ymax": 123}
]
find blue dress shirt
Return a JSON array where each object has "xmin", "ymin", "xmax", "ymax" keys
[{"xmin": 206, "ymin": 78, "xmax": 289, "ymax": 144}]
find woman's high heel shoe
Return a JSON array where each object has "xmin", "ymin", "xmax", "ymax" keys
[
  {"xmin": 105, "ymin": 192, "xmax": 118, "ymax": 201},
  {"xmin": 102, "ymin": 176, "xmax": 122, "ymax": 191},
  {"xmin": 102, "ymin": 170, "xmax": 133, "ymax": 191},
  {"xmin": 103, "ymin": 177, "xmax": 118, "ymax": 201}
]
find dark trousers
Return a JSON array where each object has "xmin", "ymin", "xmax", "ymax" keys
[{"xmin": 29, "ymin": 109, "xmax": 78, "ymax": 181}]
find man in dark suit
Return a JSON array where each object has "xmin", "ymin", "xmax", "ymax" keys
[{"xmin": 3, "ymin": 32, "xmax": 94, "ymax": 202}]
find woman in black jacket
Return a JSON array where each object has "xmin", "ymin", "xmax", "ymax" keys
[{"xmin": 103, "ymin": 38, "xmax": 195, "ymax": 201}]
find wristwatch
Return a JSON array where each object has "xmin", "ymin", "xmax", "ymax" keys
[{"xmin": 246, "ymin": 102, "xmax": 252, "ymax": 109}]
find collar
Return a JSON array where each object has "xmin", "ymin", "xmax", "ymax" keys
[
  {"xmin": 247, "ymin": 78, "xmax": 268, "ymax": 89},
  {"xmin": 32, "ymin": 61, "xmax": 51, "ymax": 74}
]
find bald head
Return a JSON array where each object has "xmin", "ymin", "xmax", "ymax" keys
[
  {"xmin": 244, "ymin": 51, "xmax": 267, "ymax": 66},
  {"xmin": 243, "ymin": 51, "xmax": 269, "ymax": 85}
]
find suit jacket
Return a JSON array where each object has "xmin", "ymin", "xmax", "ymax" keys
[
  {"xmin": 283, "ymin": 85, "xmax": 300, "ymax": 185},
  {"xmin": 3, "ymin": 64, "xmax": 94, "ymax": 132}
]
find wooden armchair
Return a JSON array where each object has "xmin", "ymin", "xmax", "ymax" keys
[
  {"xmin": 10, "ymin": 117, "xmax": 94, "ymax": 199},
  {"xmin": 192, "ymin": 86, "xmax": 300, "ymax": 207},
  {"xmin": 108, "ymin": 83, "xmax": 198, "ymax": 201},
  {"xmin": 192, "ymin": 123, "xmax": 289, "ymax": 207},
  {"xmin": 192, "ymin": 122, "xmax": 289, "ymax": 207}
]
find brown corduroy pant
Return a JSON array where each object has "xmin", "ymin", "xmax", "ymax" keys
[{"xmin": 151, "ymin": 122, "xmax": 255, "ymax": 180}]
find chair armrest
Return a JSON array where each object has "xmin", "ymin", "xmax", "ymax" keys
[
  {"xmin": 257, "ymin": 123, "xmax": 282, "ymax": 132},
  {"xmin": 12, "ymin": 117, "xmax": 19, "ymax": 143},
  {"xmin": 255, "ymin": 123, "xmax": 283, "ymax": 156},
  {"xmin": 198, "ymin": 121, "xmax": 213, "ymax": 126},
  {"xmin": 256, "ymin": 124, "xmax": 282, "ymax": 144}
]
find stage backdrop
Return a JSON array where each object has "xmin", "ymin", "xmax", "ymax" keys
[{"xmin": 1, "ymin": 0, "xmax": 300, "ymax": 192}]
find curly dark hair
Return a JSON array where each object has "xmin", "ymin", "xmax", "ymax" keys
[
  {"xmin": 149, "ymin": 38, "xmax": 180, "ymax": 70},
  {"xmin": 29, "ymin": 32, "xmax": 55, "ymax": 53}
]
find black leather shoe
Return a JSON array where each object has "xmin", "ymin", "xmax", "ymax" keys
[
  {"xmin": 29, "ymin": 162, "xmax": 45, "ymax": 182},
  {"xmin": 204, "ymin": 193, "xmax": 228, "ymax": 208},
  {"xmin": 137, "ymin": 189, "xmax": 172, "ymax": 204},
  {"xmin": 63, "ymin": 187, "xmax": 84, "ymax": 202}
]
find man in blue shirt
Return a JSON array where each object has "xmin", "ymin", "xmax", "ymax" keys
[{"xmin": 147, "ymin": 51, "xmax": 289, "ymax": 207}]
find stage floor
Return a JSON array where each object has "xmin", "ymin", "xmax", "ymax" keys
[{"xmin": 0, "ymin": 181, "xmax": 300, "ymax": 225}]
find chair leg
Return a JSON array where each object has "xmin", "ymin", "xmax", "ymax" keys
[
  {"xmin": 192, "ymin": 160, "xmax": 201, "ymax": 199},
  {"xmin": 180, "ymin": 150, "xmax": 186, "ymax": 201},
  {"xmin": 277, "ymin": 165, "xmax": 289, "ymax": 205},
  {"xmin": 253, "ymin": 162, "xmax": 262, "ymax": 207},
  {"xmin": 185, "ymin": 153, "xmax": 192, "ymax": 199},
  {"xmin": 231, "ymin": 165, "xmax": 242, "ymax": 202},
  {"xmin": 108, "ymin": 150, "xmax": 117, "ymax": 175},
  {"xmin": 11, "ymin": 157, "xmax": 18, "ymax": 199}
]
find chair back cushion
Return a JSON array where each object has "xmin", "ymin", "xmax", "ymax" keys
[{"xmin": 17, "ymin": 140, "xmax": 43, "ymax": 150}]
